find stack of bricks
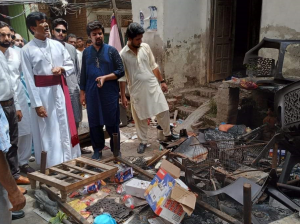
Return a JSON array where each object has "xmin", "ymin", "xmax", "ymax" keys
[
  {"xmin": 62, "ymin": 7, "xmax": 88, "ymax": 42},
  {"xmin": 167, "ymin": 93, "xmax": 183, "ymax": 112},
  {"xmin": 216, "ymin": 82, "xmax": 240, "ymax": 124}
]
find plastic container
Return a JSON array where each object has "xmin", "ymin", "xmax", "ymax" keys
[
  {"xmin": 93, "ymin": 213, "xmax": 116, "ymax": 224},
  {"xmin": 123, "ymin": 194, "xmax": 135, "ymax": 209}
]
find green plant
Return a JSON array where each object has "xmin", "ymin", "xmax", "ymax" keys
[
  {"xmin": 49, "ymin": 211, "xmax": 67, "ymax": 224},
  {"xmin": 208, "ymin": 99, "xmax": 217, "ymax": 117}
]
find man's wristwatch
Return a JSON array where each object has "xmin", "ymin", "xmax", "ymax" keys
[{"xmin": 160, "ymin": 79, "xmax": 166, "ymax": 84}]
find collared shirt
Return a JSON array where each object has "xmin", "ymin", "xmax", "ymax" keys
[
  {"xmin": 119, "ymin": 43, "xmax": 168, "ymax": 120},
  {"xmin": 0, "ymin": 105, "xmax": 10, "ymax": 153},
  {"xmin": 0, "ymin": 51, "xmax": 19, "ymax": 109}
]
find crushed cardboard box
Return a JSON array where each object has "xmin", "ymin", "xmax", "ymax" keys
[
  {"xmin": 124, "ymin": 178, "xmax": 150, "ymax": 198},
  {"xmin": 145, "ymin": 160, "xmax": 196, "ymax": 224}
]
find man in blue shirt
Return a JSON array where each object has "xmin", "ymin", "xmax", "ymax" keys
[{"xmin": 80, "ymin": 21, "xmax": 124, "ymax": 160}]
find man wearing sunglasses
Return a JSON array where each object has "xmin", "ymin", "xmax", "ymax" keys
[{"xmin": 51, "ymin": 19, "xmax": 90, "ymax": 154}]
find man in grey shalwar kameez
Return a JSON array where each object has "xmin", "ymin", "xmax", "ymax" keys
[
  {"xmin": 51, "ymin": 19, "xmax": 91, "ymax": 154},
  {"xmin": 51, "ymin": 19, "xmax": 82, "ymax": 126}
]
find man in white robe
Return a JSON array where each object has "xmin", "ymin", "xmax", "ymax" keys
[
  {"xmin": 119, "ymin": 23, "xmax": 178, "ymax": 154},
  {"xmin": 22, "ymin": 12, "xmax": 80, "ymax": 168}
]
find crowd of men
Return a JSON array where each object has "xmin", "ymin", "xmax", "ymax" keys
[{"xmin": 0, "ymin": 11, "xmax": 177, "ymax": 223}]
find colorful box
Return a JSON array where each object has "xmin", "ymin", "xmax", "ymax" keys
[{"xmin": 145, "ymin": 160, "xmax": 196, "ymax": 224}]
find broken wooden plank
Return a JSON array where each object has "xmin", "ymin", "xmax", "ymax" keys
[
  {"xmin": 41, "ymin": 185, "xmax": 89, "ymax": 224},
  {"xmin": 62, "ymin": 163, "xmax": 99, "ymax": 175},
  {"xmin": 28, "ymin": 172, "xmax": 69, "ymax": 190},
  {"xmin": 166, "ymin": 137, "xmax": 187, "ymax": 149},
  {"xmin": 175, "ymin": 99, "xmax": 212, "ymax": 133},
  {"xmin": 147, "ymin": 149, "xmax": 171, "ymax": 166},
  {"xmin": 75, "ymin": 157, "xmax": 115, "ymax": 170},
  {"xmin": 196, "ymin": 198, "xmax": 243, "ymax": 224},
  {"xmin": 49, "ymin": 167, "xmax": 85, "ymax": 180}
]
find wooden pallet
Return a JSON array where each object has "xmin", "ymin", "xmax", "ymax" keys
[{"xmin": 28, "ymin": 157, "xmax": 118, "ymax": 202}]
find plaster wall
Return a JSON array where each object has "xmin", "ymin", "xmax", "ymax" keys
[
  {"xmin": 260, "ymin": 0, "xmax": 300, "ymax": 78},
  {"xmin": 131, "ymin": 0, "xmax": 210, "ymax": 90}
]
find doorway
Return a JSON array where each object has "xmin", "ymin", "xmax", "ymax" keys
[{"xmin": 208, "ymin": 0, "xmax": 262, "ymax": 82}]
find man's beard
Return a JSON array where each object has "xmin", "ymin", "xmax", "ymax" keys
[
  {"xmin": 0, "ymin": 41, "xmax": 11, "ymax": 48},
  {"xmin": 131, "ymin": 43, "xmax": 140, "ymax": 48},
  {"xmin": 95, "ymin": 39, "xmax": 103, "ymax": 47}
]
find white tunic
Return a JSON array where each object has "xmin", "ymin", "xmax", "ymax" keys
[
  {"xmin": 21, "ymin": 38, "xmax": 81, "ymax": 168},
  {"xmin": 5, "ymin": 47, "xmax": 31, "ymax": 137},
  {"xmin": 119, "ymin": 43, "xmax": 169, "ymax": 120}
]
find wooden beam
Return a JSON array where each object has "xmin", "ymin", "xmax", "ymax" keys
[
  {"xmin": 62, "ymin": 163, "xmax": 99, "ymax": 175},
  {"xmin": 196, "ymin": 198, "xmax": 243, "ymax": 224},
  {"xmin": 75, "ymin": 157, "xmax": 115, "ymax": 170},
  {"xmin": 49, "ymin": 167, "xmax": 85, "ymax": 180}
]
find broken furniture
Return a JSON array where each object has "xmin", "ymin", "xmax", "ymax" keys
[
  {"xmin": 244, "ymin": 38, "xmax": 300, "ymax": 85},
  {"xmin": 252, "ymin": 80, "xmax": 300, "ymax": 186},
  {"xmin": 28, "ymin": 157, "xmax": 118, "ymax": 202}
]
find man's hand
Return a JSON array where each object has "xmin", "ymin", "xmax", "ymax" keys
[
  {"xmin": 95, "ymin": 76, "xmax": 106, "ymax": 88},
  {"xmin": 16, "ymin": 110, "xmax": 23, "ymax": 122},
  {"xmin": 35, "ymin": 106, "xmax": 47, "ymax": 118},
  {"xmin": 80, "ymin": 91, "xmax": 86, "ymax": 106},
  {"xmin": 161, "ymin": 83, "xmax": 168, "ymax": 93},
  {"xmin": 8, "ymin": 190, "xmax": 26, "ymax": 211},
  {"xmin": 51, "ymin": 67, "xmax": 64, "ymax": 76},
  {"xmin": 121, "ymin": 96, "xmax": 128, "ymax": 108}
]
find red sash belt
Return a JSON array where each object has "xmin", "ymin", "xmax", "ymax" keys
[{"xmin": 34, "ymin": 75, "xmax": 79, "ymax": 147}]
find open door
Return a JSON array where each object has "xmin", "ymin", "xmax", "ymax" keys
[{"xmin": 211, "ymin": 0, "xmax": 234, "ymax": 81}]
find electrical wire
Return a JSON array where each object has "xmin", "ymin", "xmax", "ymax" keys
[{"xmin": 0, "ymin": 0, "xmax": 131, "ymax": 19}]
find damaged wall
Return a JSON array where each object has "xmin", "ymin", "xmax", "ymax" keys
[
  {"xmin": 131, "ymin": 0, "xmax": 210, "ymax": 90},
  {"xmin": 260, "ymin": 0, "xmax": 300, "ymax": 78}
]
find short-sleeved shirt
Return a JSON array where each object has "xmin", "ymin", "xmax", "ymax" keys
[{"xmin": 119, "ymin": 43, "xmax": 168, "ymax": 120}]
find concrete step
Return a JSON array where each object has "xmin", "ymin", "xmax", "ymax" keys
[
  {"xmin": 177, "ymin": 105, "xmax": 197, "ymax": 119},
  {"xmin": 197, "ymin": 87, "xmax": 217, "ymax": 98},
  {"xmin": 179, "ymin": 88, "xmax": 202, "ymax": 96},
  {"xmin": 207, "ymin": 82, "xmax": 222, "ymax": 90},
  {"xmin": 184, "ymin": 95, "xmax": 209, "ymax": 108}
]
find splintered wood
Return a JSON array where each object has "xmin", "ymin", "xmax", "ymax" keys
[{"xmin": 27, "ymin": 157, "xmax": 118, "ymax": 202}]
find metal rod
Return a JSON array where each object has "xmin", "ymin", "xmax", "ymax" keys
[
  {"xmin": 243, "ymin": 183, "xmax": 252, "ymax": 224},
  {"xmin": 277, "ymin": 183, "xmax": 300, "ymax": 192},
  {"xmin": 113, "ymin": 133, "xmax": 119, "ymax": 157},
  {"xmin": 272, "ymin": 143, "xmax": 278, "ymax": 169}
]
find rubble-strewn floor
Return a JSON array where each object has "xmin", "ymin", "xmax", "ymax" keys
[{"xmin": 12, "ymin": 117, "xmax": 160, "ymax": 224}]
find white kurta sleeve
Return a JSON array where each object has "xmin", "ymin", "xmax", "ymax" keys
[
  {"xmin": 118, "ymin": 55, "xmax": 127, "ymax": 82},
  {"xmin": 21, "ymin": 50, "xmax": 42, "ymax": 108},
  {"xmin": 62, "ymin": 47, "xmax": 74, "ymax": 77},
  {"xmin": 12, "ymin": 83, "xmax": 20, "ymax": 110},
  {"xmin": 145, "ymin": 44, "xmax": 158, "ymax": 71}
]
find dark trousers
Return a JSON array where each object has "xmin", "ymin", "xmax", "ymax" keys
[
  {"xmin": 90, "ymin": 125, "xmax": 120, "ymax": 153},
  {"xmin": 2, "ymin": 104, "xmax": 20, "ymax": 179}
]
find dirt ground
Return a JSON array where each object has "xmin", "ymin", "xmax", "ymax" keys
[{"xmin": 12, "ymin": 122, "xmax": 161, "ymax": 224}]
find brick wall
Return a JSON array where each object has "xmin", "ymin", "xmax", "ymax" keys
[
  {"xmin": 216, "ymin": 83, "xmax": 240, "ymax": 124},
  {"xmin": 62, "ymin": 8, "xmax": 88, "ymax": 42}
]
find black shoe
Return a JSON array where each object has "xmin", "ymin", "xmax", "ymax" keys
[
  {"xmin": 12, "ymin": 210, "xmax": 25, "ymax": 220},
  {"xmin": 92, "ymin": 150, "xmax": 102, "ymax": 160},
  {"xmin": 165, "ymin": 133, "xmax": 180, "ymax": 142},
  {"xmin": 19, "ymin": 164, "xmax": 35, "ymax": 174},
  {"xmin": 137, "ymin": 143, "xmax": 147, "ymax": 154}
]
